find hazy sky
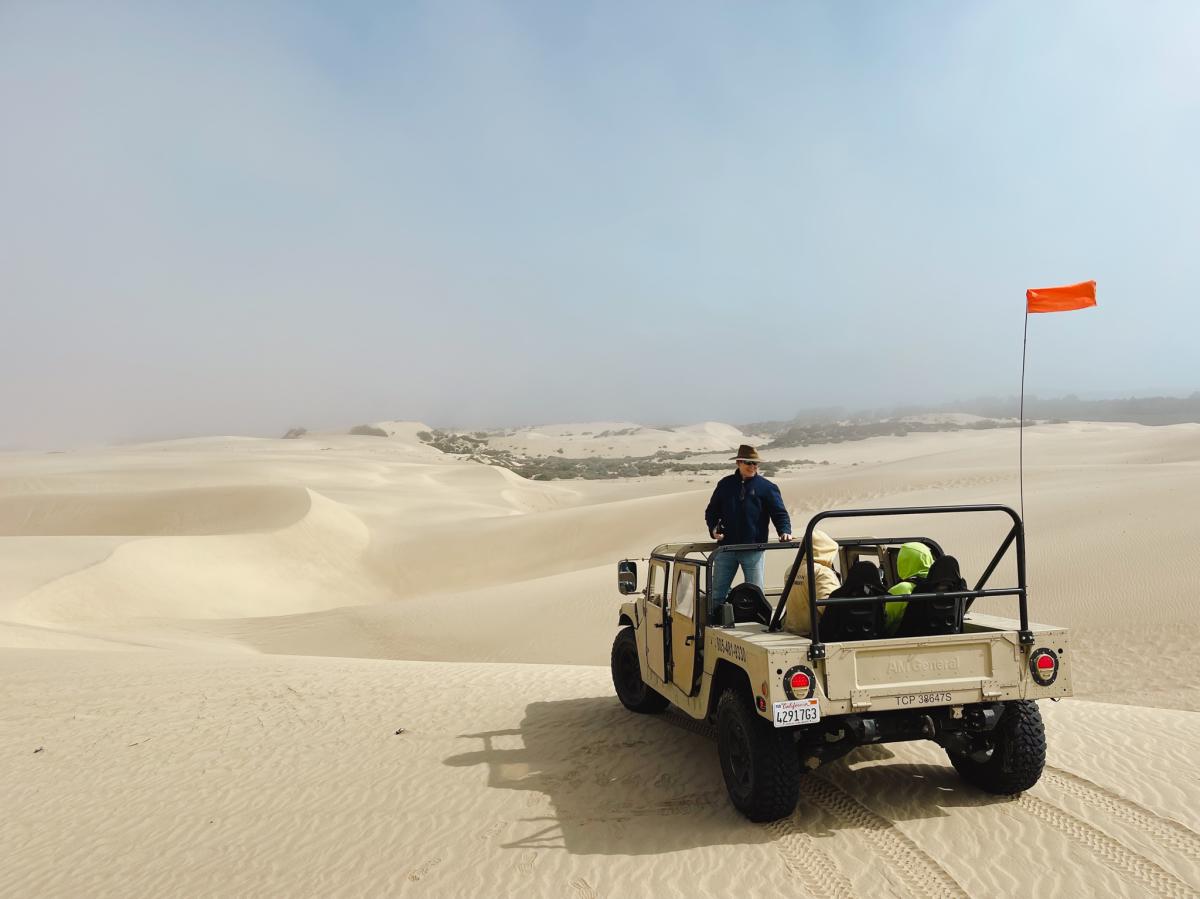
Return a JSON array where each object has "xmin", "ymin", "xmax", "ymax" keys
[{"xmin": 2, "ymin": 1, "xmax": 1197, "ymax": 446}]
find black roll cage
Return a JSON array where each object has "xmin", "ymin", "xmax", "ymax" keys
[{"xmin": 651, "ymin": 504, "xmax": 1031, "ymax": 664}]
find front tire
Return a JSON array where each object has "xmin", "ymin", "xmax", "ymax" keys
[
  {"xmin": 947, "ymin": 700, "xmax": 1046, "ymax": 794},
  {"xmin": 611, "ymin": 626, "xmax": 669, "ymax": 713},
  {"xmin": 716, "ymin": 687, "xmax": 800, "ymax": 822}
]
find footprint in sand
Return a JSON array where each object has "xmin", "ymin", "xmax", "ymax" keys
[
  {"xmin": 569, "ymin": 877, "xmax": 598, "ymax": 898},
  {"xmin": 478, "ymin": 820, "xmax": 506, "ymax": 841},
  {"xmin": 406, "ymin": 856, "xmax": 442, "ymax": 882},
  {"xmin": 517, "ymin": 851, "xmax": 537, "ymax": 874}
]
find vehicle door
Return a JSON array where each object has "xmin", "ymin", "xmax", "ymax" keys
[
  {"xmin": 644, "ymin": 559, "xmax": 668, "ymax": 682},
  {"xmin": 669, "ymin": 562, "xmax": 702, "ymax": 694}
]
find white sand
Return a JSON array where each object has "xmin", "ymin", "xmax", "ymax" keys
[{"xmin": 2, "ymin": 421, "xmax": 1199, "ymax": 896}]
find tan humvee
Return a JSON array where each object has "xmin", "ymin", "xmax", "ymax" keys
[{"xmin": 610, "ymin": 505, "xmax": 1071, "ymax": 822}]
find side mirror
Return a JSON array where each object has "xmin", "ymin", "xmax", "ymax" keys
[{"xmin": 617, "ymin": 560, "xmax": 638, "ymax": 595}]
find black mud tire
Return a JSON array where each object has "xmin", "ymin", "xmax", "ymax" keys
[
  {"xmin": 611, "ymin": 626, "xmax": 669, "ymax": 714},
  {"xmin": 716, "ymin": 687, "xmax": 800, "ymax": 822},
  {"xmin": 947, "ymin": 699, "xmax": 1046, "ymax": 794}
]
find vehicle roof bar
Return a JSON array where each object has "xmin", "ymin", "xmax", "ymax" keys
[
  {"xmin": 764, "ymin": 505, "xmax": 1030, "ymax": 660},
  {"xmin": 969, "ymin": 525, "xmax": 1018, "ymax": 605}
]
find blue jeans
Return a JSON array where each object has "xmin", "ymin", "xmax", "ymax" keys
[{"xmin": 711, "ymin": 549, "xmax": 765, "ymax": 611}]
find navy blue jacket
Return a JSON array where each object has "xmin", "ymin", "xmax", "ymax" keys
[{"xmin": 704, "ymin": 473, "xmax": 791, "ymax": 546}]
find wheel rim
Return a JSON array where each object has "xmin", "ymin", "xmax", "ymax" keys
[
  {"xmin": 726, "ymin": 717, "xmax": 753, "ymax": 795},
  {"xmin": 952, "ymin": 735, "xmax": 997, "ymax": 765},
  {"xmin": 971, "ymin": 742, "xmax": 997, "ymax": 764}
]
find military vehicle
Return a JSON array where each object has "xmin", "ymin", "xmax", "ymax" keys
[{"xmin": 611, "ymin": 505, "xmax": 1070, "ymax": 822}]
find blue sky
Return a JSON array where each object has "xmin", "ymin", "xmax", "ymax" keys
[{"xmin": 2, "ymin": 1, "xmax": 1197, "ymax": 445}]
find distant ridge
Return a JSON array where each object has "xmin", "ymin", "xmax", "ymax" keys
[{"xmin": 746, "ymin": 392, "xmax": 1200, "ymax": 434}]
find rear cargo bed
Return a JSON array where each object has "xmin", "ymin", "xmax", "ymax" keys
[{"xmin": 816, "ymin": 615, "xmax": 1071, "ymax": 712}]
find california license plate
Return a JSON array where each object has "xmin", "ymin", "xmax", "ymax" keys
[{"xmin": 773, "ymin": 698, "xmax": 820, "ymax": 728}]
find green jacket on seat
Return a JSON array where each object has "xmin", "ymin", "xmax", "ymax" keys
[{"xmin": 884, "ymin": 542, "xmax": 934, "ymax": 636}]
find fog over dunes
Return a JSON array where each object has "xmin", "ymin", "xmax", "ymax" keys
[{"xmin": 3, "ymin": 2, "xmax": 1200, "ymax": 448}]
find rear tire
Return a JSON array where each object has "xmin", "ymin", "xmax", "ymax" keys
[
  {"xmin": 611, "ymin": 626, "xmax": 669, "ymax": 714},
  {"xmin": 716, "ymin": 688, "xmax": 800, "ymax": 822},
  {"xmin": 947, "ymin": 699, "xmax": 1046, "ymax": 794}
]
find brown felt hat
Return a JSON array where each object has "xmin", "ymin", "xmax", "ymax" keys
[{"xmin": 730, "ymin": 444, "xmax": 761, "ymax": 462}]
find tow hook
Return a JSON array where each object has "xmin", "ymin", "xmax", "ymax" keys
[
  {"xmin": 965, "ymin": 705, "xmax": 1000, "ymax": 731},
  {"xmin": 846, "ymin": 716, "xmax": 879, "ymax": 743}
]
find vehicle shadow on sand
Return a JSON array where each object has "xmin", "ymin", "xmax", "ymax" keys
[{"xmin": 443, "ymin": 696, "xmax": 1011, "ymax": 855}]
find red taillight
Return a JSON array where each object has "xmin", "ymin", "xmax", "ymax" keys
[
  {"xmin": 790, "ymin": 672, "xmax": 810, "ymax": 691},
  {"xmin": 1030, "ymin": 649, "xmax": 1060, "ymax": 686}
]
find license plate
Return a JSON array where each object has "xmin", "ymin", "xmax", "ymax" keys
[
  {"xmin": 773, "ymin": 698, "xmax": 820, "ymax": 728},
  {"xmin": 895, "ymin": 691, "xmax": 953, "ymax": 707}
]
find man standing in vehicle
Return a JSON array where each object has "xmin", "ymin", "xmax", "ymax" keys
[{"xmin": 705, "ymin": 444, "xmax": 792, "ymax": 616}]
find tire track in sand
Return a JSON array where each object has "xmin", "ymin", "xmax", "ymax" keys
[
  {"xmin": 658, "ymin": 714, "xmax": 880, "ymax": 897},
  {"xmin": 800, "ymin": 776, "xmax": 967, "ymax": 899},
  {"xmin": 764, "ymin": 807, "xmax": 854, "ymax": 899},
  {"xmin": 1044, "ymin": 765, "xmax": 1200, "ymax": 863},
  {"xmin": 1017, "ymin": 794, "xmax": 1199, "ymax": 898}
]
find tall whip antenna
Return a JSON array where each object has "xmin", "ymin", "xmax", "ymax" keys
[
  {"xmin": 1019, "ymin": 309, "xmax": 1029, "ymax": 524},
  {"xmin": 1020, "ymin": 279, "xmax": 1097, "ymax": 528}
]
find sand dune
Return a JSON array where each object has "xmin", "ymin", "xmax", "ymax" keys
[
  {"xmin": 0, "ymin": 484, "xmax": 313, "ymax": 537},
  {"xmin": 2, "ymin": 421, "xmax": 1199, "ymax": 896}
]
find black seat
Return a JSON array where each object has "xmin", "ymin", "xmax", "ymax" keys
[
  {"xmin": 724, "ymin": 583, "xmax": 774, "ymax": 626},
  {"xmin": 819, "ymin": 560, "xmax": 886, "ymax": 641},
  {"xmin": 894, "ymin": 555, "xmax": 966, "ymax": 637}
]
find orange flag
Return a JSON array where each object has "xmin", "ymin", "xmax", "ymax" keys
[{"xmin": 1026, "ymin": 280, "xmax": 1097, "ymax": 314}]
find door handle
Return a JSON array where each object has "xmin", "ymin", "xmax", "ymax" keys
[
  {"xmin": 685, "ymin": 635, "xmax": 695, "ymax": 645},
  {"xmin": 654, "ymin": 622, "xmax": 664, "ymax": 628}
]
